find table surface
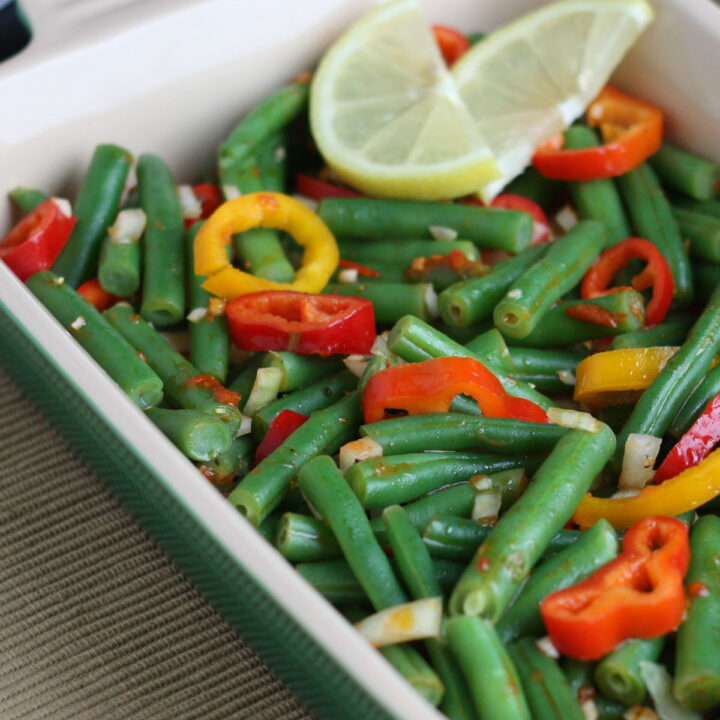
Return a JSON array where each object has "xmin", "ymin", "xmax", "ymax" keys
[{"xmin": 0, "ymin": 365, "xmax": 315, "ymax": 720}]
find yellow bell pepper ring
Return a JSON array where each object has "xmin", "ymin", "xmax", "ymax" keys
[
  {"xmin": 573, "ymin": 447, "xmax": 720, "ymax": 530},
  {"xmin": 194, "ymin": 192, "xmax": 339, "ymax": 299},
  {"xmin": 573, "ymin": 347, "xmax": 679, "ymax": 407}
]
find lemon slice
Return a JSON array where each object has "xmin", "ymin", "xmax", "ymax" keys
[
  {"xmin": 310, "ymin": 0, "xmax": 499, "ymax": 201},
  {"xmin": 452, "ymin": 0, "xmax": 654, "ymax": 202}
]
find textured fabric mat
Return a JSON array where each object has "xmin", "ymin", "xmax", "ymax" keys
[{"xmin": 0, "ymin": 366, "xmax": 313, "ymax": 720}]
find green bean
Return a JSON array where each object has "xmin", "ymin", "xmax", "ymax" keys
[
  {"xmin": 387, "ymin": 315, "xmax": 551, "ymax": 408},
  {"xmin": 9, "ymin": 186, "xmax": 48, "ymax": 214},
  {"xmin": 494, "ymin": 220, "xmax": 606, "ymax": 339},
  {"xmin": 360, "ymin": 413, "xmax": 566, "ymax": 456},
  {"xmin": 346, "ymin": 452, "xmax": 534, "ymax": 509},
  {"xmin": 259, "ymin": 350, "xmax": 343, "ymax": 393},
  {"xmin": 404, "ymin": 253, "xmax": 488, "ymax": 292},
  {"xmin": 104, "ymin": 304, "xmax": 241, "ymax": 433},
  {"xmin": 219, "ymin": 80, "xmax": 309, "ymax": 184},
  {"xmin": 564, "ymin": 126, "xmax": 631, "ymax": 247},
  {"xmin": 296, "ymin": 559, "xmax": 369, "ymax": 605},
  {"xmin": 97, "ymin": 216, "xmax": 142, "ymax": 298},
  {"xmin": 275, "ymin": 512, "xmax": 341, "ymax": 563},
  {"xmin": 422, "ymin": 514, "xmax": 581, "ymax": 562},
  {"xmin": 145, "ymin": 407, "xmax": 231, "ymax": 461},
  {"xmin": 379, "ymin": 645, "xmax": 445, "ymax": 707},
  {"xmin": 137, "ymin": 153, "xmax": 186, "ymax": 326},
  {"xmin": 252, "ymin": 370, "xmax": 357, "ymax": 439},
  {"xmin": 52, "ymin": 144, "xmax": 133, "ymax": 287},
  {"xmin": 650, "ymin": 143, "xmax": 720, "ymax": 201},
  {"xmin": 672, "ymin": 207, "xmax": 720, "ymax": 263},
  {"xmin": 186, "ymin": 222, "xmax": 229, "ymax": 382},
  {"xmin": 298, "ymin": 455, "xmax": 406, "ymax": 611},
  {"xmin": 505, "ymin": 166, "xmax": 563, "ymax": 210},
  {"xmin": 446, "ymin": 616, "xmax": 531, "ymax": 720},
  {"xmin": 501, "ymin": 288, "xmax": 646, "ymax": 348},
  {"xmin": 670, "ymin": 363, "xmax": 720, "ymax": 439},
  {"xmin": 692, "ymin": 262, "xmax": 720, "ymax": 305},
  {"xmin": 438, "ymin": 244, "xmax": 548, "ymax": 327},
  {"xmin": 227, "ymin": 353, "xmax": 264, "ymax": 401},
  {"xmin": 508, "ymin": 638, "xmax": 585, "ymax": 720},
  {"xmin": 26, "ymin": 272, "xmax": 163, "ymax": 410},
  {"xmin": 229, "ymin": 392, "xmax": 361, "ymax": 526},
  {"xmin": 358, "ymin": 355, "xmax": 387, "ymax": 392},
  {"xmin": 507, "ymin": 347, "xmax": 583, "ymax": 393},
  {"xmin": 496, "ymin": 519, "xmax": 618, "ymax": 643},
  {"xmin": 198, "ymin": 434, "xmax": 255, "ymax": 486},
  {"xmin": 609, "ymin": 314, "xmax": 694, "ymax": 350},
  {"xmin": 674, "ymin": 515, "xmax": 720, "ymax": 710},
  {"xmin": 463, "ymin": 328, "xmax": 515, "ymax": 374},
  {"xmin": 255, "ymin": 129, "xmax": 287, "ymax": 191},
  {"xmin": 610, "ymin": 282, "xmax": 720, "ymax": 473},
  {"xmin": 337, "ymin": 238, "xmax": 480, "ymax": 267},
  {"xmin": 675, "ymin": 198, "xmax": 720, "ymax": 220},
  {"xmin": 234, "ymin": 228, "xmax": 296, "ymax": 283},
  {"xmin": 449, "ymin": 424, "xmax": 616, "ymax": 620},
  {"xmin": 617, "ymin": 162, "xmax": 693, "ymax": 301},
  {"xmin": 595, "ymin": 637, "xmax": 665, "ymax": 706},
  {"xmin": 319, "ymin": 197, "xmax": 533, "ymax": 253},
  {"xmin": 467, "ymin": 31, "xmax": 486, "ymax": 45}
]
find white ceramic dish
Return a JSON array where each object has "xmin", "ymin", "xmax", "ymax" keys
[{"xmin": 1, "ymin": 1, "xmax": 719, "ymax": 718}]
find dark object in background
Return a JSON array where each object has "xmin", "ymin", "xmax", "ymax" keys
[{"xmin": 0, "ymin": 1, "xmax": 31, "ymax": 63}]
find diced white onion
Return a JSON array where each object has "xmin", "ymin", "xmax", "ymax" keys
[
  {"xmin": 424, "ymin": 285, "xmax": 439, "ymax": 319},
  {"xmin": 556, "ymin": 205, "xmax": 579, "ymax": 232},
  {"xmin": 640, "ymin": 660, "xmax": 700, "ymax": 720},
  {"xmin": 243, "ymin": 367, "xmax": 283, "ymax": 416},
  {"xmin": 532, "ymin": 220, "xmax": 550, "ymax": 244},
  {"xmin": 557, "ymin": 369, "xmax": 577, "ymax": 386},
  {"xmin": 51, "ymin": 197, "xmax": 72, "ymax": 217},
  {"xmin": 343, "ymin": 355, "xmax": 369, "ymax": 378},
  {"xmin": 69, "ymin": 316, "xmax": 86, "ymax": 331},
  {"xmin": 507, "ymin": 288, "xmax": 523, "ymax": 300},
  {"xmin": 355, "ymin": 597, "xmax": 443, "ymax": 647},
  {"xmin": 370, "ymin": 332, "xmax": 404, "ymax": 364},
  {"xmin": 472, "ymin": 489, "xmax": 502, "ymax": 524},
  {"xmin": 547, "ymin": 407, "xmax": 602, "ymax": 433},
  {"xmin": 274, "ymin": 146, "xmax": 287, "ymax": 162},
  {"xmin": 108, "ymin": 208, "xmax": 147, "ymax": 244},
  {"xmin": 234, "ymin": 414, "xmax": 253, "ymax": 438},
  {"xmin": 536, "ymin": 636, "xmax": 559, "ymax": 659},
  {"xmin": 581, "ymin": 699, "xmax": 599, "ymax": 720},
  {"xmin": 429, "ymin": 225, "xmax": 458, "ymax": 242},
  {"xmin": 52, "ymin": 275, "xmax": 65, "ymax": 286},
  {"xmin": 339, "ymin": 438, "xmax": 383, "ymax": 473},
  {"xmin": 338, "ymin": 268, "xmax": 359, "ymax": 284},
  {"xmin": 176, "ymin": 184, "xmax": 202, "ymax": 219},
  {"xmin": 619, "ymin": 433, "xmax": 662, "ymax": 490},
  {"xmin": 293, "ymin": 194, "xmax": 318, "ymax": 212},
  {"xmin": 470, "ymin": 474, "xmax": 493, "ymax": 492},
  {"xmin": 222, "ymin": 185, "xmax": 241, "ymax": 200},
  {"xmin": 186, "ymin": 307, "xmax": 207, "ymax": 324}
]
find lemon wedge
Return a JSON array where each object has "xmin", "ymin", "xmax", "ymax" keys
[
  {"xmin": 452, "ymin": 0, "xmax": 654, "ymax": 202},
  {"xmin": 310, "ymin": 0, "xmax": 500, "ymax": 201}
]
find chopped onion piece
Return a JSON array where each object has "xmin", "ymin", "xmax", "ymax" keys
[
  {"xmin": 355, "ymin": 597, "xmax": 443, "ymax": 647},
  {"xmin": 620, "ymin": 433, "xmax": 662, "ymax": 490},
  {"xmin": 507, "ymin": 288, "xmax": 523, "ymax": 300},
  {"xmin": 176, "ymin": 184, "xmax": 202, "ymax": 219},
  {"xmin": 274, "ymin": 146, "xmax": 287, "ymax": 162},
  {"xmin": 338, "ymin": 268, "xmax": 359, "ymax": 284},
  {"xmin": 470, "ymin": 474, "xmax": 493, "ymax": 492},
  {"xmin": 51, "ymin": 197, "xmax": 72, "ymax": 217},
  {"xmin": 472, "ymin": 489, "xmax": 502, "ymax": 525},
  {"xmin": 557, "ymin": 369, "xmax": 576, "ymax": 386},
  {"xmin": 532, "ymin": 220, "xmax": 551, "ymax": 244},
  {"xmin": 547, "ymin": 407, "xmax": 602, "ymax": 433},
  {"xmin": 429, "ymin": 225, "xmax": 458, "ymax": 242},
  {"xmin": 640, "ymin": 661, "xmax": 700, "ymax": 720},
  {"xmin": 424, "ymin": 285, "xmax": 439, "ymax": 319},
  {"xmin": 186, "ymin": 307, "xmax": 207, "ymax": 324},
  {"xmin": 69, "ymin": 316, "xmax": 86, "ymax": 331},
  {"xmin": 222, "ymin": 185, "xmax": 241, "ymax": 200},
  {"xmin": 556, "ymin": 205, "xmax": 579, "ymax": 232},
  {"xmin": 293, "ymin": 194, "xmax": 318, "ymax": 212},
  {"xmin": 234, "ymin": 414, "xmax": 252, "ymax": 438},
  {"xmin": 339, "ymin": 437, "xmax": 383, "ymax": 473},
  {"xmin": 536, "ymin": 636, "xmax": 559, "ymax": 659},
  {"xmin": 611, "ymin": 488, "xmax": 642, "ymax": 499},
  {"xmin": 208, "ymin": 298, "xmax": 227, "ymax": 317},
  {"xmin": 242, "ymin": 366, "xmax": 283, "ymax": 416},
  {"xmin": 581, "ymin": 699, "xmax": 599, "ymax": 720},
  {"xmin": 344, "ymin": 354, "xmax": 370, "ymax": 378},
  {"xmin": 370, "ymin": 332, "xmax": 404, "ymax": 364},
  {"xmin": 108, "ymin": 208, "xmax": 147, "ymax": 244}
]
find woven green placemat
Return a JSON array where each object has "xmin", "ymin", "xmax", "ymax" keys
[{"xmin": 0, "ymin": 366, "xmax": 313, "ymax": 720}]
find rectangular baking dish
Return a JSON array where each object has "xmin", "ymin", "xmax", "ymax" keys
[{"xmin": 1, "ymin": 0, "xmax": 719, "ymax": 718}]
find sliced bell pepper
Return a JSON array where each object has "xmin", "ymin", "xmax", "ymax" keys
[
  {"xmin": 653, "ymin": 392, "xmax": 720, "ymax": 483},
  {"xmin": 296, "ymin": 173, "xmax": 362, "ymax": 201},
  {"xmin": 532, "ymin": 86, "xmax": 663, "ymax": 181},
  {"xmin": 573, "ymin": 447, "xmax": 720, "ymax": 529},
  {"xmin": 361, "ymin": 356, "xmax": 548, "ymax": 424},
  {"xmin": 541, "ymin": 516, "xmax": 689, "ymax": 660},
  {"xmin": 254, "ymin": 409, "xmax": 308, "ymax": 465},
  {"xmin": 0, "ymin": 198, "xmax": 76, "ymax": 281},
  {"xmin": 226, "ymin": 290, "xmax": 375, "ymax": 356},
  {"xmin": 194, "ymin": 192, "xmax": 339, "ymax": 300},
  {"xmin": 77, "ymin": 278, "xmax": 117, "ymax": 312},
  {"xmin": 574, "ymin": 347, "xmax": 679, "ymax": 407},
  {"xmin": 581, "ymin": 238, "xmax": 673, "ymax": 327},
  {"xmin": 432, "ymin": 25, "xmax": 471, "ymax": 66}
]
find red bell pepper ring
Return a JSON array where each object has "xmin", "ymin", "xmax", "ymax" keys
[
  {"xmin": 338, "ymin": 259, "xmax": 382, "ymax": 277},
  {"xmin": 541, "ymin": 515, "xmax": 690, "ymax": 661},
  {"xmin": 0, "ymin": 199, "xmax": 76, "ymax": 281},
  {"xmin": 654, "ymin": 392, "xmax": 720, "ymax": 483},
  {"xmin": 581, "ymin": 237, "xmax": 673, "ymax": 327},
  {"xmin": 296, "ymin": 173, "xmax": 362, "ymax": 201},
  {"xmin": 564, "ymin": 303, "xmax": 620, "ymax": 328},
  {"xmin": 184, "ymin": 183, "xmax": 222, "ymax": 229},
  {"xmin": 432, "ymin": 25, "xmax": 471, "ymax": 66},
  {"xmin": 226, "ymin": 290, "xmax": 375, "ymax": 356},
  {"xmin": 254, "ymin": 409, "xmax": 309, "ymax": 465},
  {"xmin": 361, "ymin": 356, "xmax": 548, "ymax": 425},
  {"xmin": 77, "ymin": 278, "xmax": 118, "ymax": 312},
  {"xmin": 532, "ymin": 86, "xmax": 663, "ymax": 181}
]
